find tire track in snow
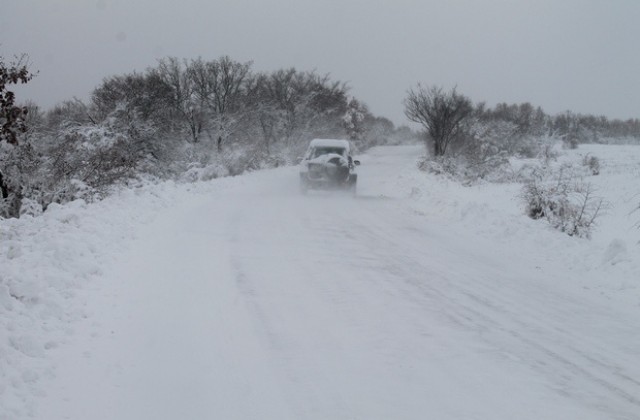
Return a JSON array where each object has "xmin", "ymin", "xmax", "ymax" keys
[
  {"xmin": 329, "ymin": 200, "xmax": 640, "ymax": 419},
  {"xmin": 224, "ymin": 199, "xmax": 352, "ymax": 419}
]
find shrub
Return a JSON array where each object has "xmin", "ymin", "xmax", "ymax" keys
[
  {"xmin": 582, "ymin": 153, "xmax": 600, "ymax": 175},
  {"xmin": 521, "ymin": 167, "xmax": 605, "ymax": 238},
  {"xmin": 537, "ymin": 141, "xmax": 559, "ymax": 167}
]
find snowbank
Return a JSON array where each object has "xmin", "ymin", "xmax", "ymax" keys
[
  {"xmin": 0, "ymin": 180, "xmax": 222, "ymax": 419},
  {"xmin": 366, "ymin": 144, "xmax": 640, "ymax": 307}
]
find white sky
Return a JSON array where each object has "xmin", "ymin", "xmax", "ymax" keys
[{"xmin": 2, "ymin": 0, "xmax": 640, "ymax": 125}]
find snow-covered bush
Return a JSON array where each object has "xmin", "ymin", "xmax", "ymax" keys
[
  {"xmin": 18, "ymin": 197, "xmax": 43, "ymax": 217},
  {"xmin": 418, "ymin": 119, "xmax": 518, "ymax": 184},
  {"xmin": 342, "ymin": 97, "xmax": 367, "ymax": 142},
  {"xmin": 582, "ymin": 153, "xmax": 601, "ymax": 175},
  {"xmin": 46, "ymin": 128, "xmax": 137, "ymax": 193},
  {"xmin": 537, "ymin": 140, "xmax": 560, "ymax": 166},
  {"xmin": 521, "ymin": 167, "xmax": 605, "ymax": 238},
  {"xmin": 417, "ymin": 154, "xmax": 513, "ymax": 185},
  {"xmin": 0, "ymin": 121, "xmax": 149, "ymax": 217},
  {"xmin": 180, "ymin": 162, "xmax": 228, "ymax": 183},
  {"xmin": 0, "ymin": 139, "xmax": 42, "ymax": 218},
  {"xmin": 417, "ymin": 155, "xmax": 461, "ymax": 180}
]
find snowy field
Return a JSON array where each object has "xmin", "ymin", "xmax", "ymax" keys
[{"xmin": 1, "ymin": 144, "xmax": 639, "ymax": 419}]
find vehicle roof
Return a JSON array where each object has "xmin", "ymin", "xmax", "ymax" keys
[{"xmin": 309, "ymin": 139, "xmax": 350, "ymax": 150}]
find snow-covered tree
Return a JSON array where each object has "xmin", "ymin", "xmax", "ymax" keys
[
  {"xmin": 156, "ymin": 57, "xmax": 203, "ymax": 143},
  {"xmin": 404, "ymin": 85, "xmax": 473, "ymax": 157},
  {"xmin": 187, "ymin": 56, "xmax": 252, "ymax": 152},
  {"xmin": 0, "ymin": 54, "xmax": 35, "ymax": 217},
  {"xmin": 342, "ymin": 97, "xmax": 368, "ymax": 143},
  {"xmin": 243, "ymin": 68, "xmax": 348, "ymax": 156}
]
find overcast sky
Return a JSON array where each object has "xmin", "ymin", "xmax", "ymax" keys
[{"xmin": 2, "ymin": 0, "xmax": 640, "ymax": 125}]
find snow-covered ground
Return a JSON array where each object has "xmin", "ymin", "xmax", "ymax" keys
[{"xmin": 1, "ymin": 144, "xmax": 639, "ymax": 419}]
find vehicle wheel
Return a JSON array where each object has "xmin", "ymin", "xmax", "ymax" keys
[{"xmin": 348, "ymin": 174, "xmax": 357, "ymax": 197}]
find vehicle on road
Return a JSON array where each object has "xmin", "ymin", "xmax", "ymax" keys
[{"xmin": 299, "ymin": 139, "xmax": 360, "ymax": 195}]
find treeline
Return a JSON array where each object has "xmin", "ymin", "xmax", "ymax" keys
[
  {"xmin": 2, "ymin": 55, "xmax": 640, "ymax": 218},
  {"xmin": 476, "ymin": 102, "xmax": 640, "ymax": 146},
  {"xmin": 0, "ymin": 55, "xmax": 415, "ymax": 218},
  {"xmin": 404, "ymin": 85, "xmax": 640, "ymax": 183}
]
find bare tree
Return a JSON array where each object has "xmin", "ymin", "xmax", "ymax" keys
[
  {"xmin": 243, "ymin": 73, "xmax": 281, "ymax": 154},
  {"xmin": 188, "ymin": 56, "xmax": 252, "ymax": 151},
  {"xmin": 404, "ymin": 85, "xmax": 473, "ymax": 156},
  {"xmin": 240, "ymin": 68, "xmax": 348, "ymax": 158},
  {"xmin": 156, "ymin": 57, "xmax": 204, "ymax": 143}
]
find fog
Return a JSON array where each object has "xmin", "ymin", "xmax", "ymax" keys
[{"xmin": 2, "ymin": 0, "xmax": 640, "ymax": 124}]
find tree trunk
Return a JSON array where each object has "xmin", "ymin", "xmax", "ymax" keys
[
  {"xmin": 0, "ymin": 170, "xmax": 8, "ymax": 199},
  {"xmin": 433, "ymin": 140, "xmax": 444, "ymax": 157},
  {"xmin": 0, "ymin": 171, "xmax": 22, "ymax": 218}
]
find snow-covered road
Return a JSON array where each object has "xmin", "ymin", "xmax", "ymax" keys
[{"xmin": 25, "ymin": 146, "xmax": 640, "ymax": 419}]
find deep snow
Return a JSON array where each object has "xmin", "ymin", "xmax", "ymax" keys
[{"xmin": 1, "ymin": 144, "xmax": 639, "ymax": 419}]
